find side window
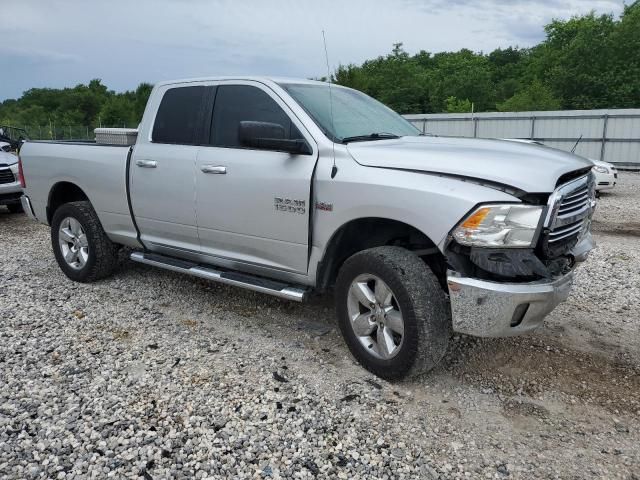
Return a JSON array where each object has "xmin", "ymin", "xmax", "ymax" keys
[
  {"xmin": 152, "ymin": 86, "xmax": 206, "ymax": 145},
  {"xmin": 210, "ymin": 85, "xmax": 303, "ymax": 148}
]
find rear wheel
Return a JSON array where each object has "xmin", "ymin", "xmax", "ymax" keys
[
  {"xmin": 51, "ymin": 201, "xmax": 118, "ymax": 282},
  {"xmin": 7, "ymin": 203, "xmax": 23, "ymax": 214},
  {"xmin": 335, "ymin": 246, "xmax": 450, "ymax": 380}
]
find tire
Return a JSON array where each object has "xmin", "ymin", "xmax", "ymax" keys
[
  {"xmin": 7, "ymin": 203, "xmax": 23, "ymax": 214},
  {"xmin": 51, "ymin": 201, "xmax": 118, "ymax": 282},
  {"xmin": 335, "ymin": 246, "xmax": 450, "ymax": 380}
]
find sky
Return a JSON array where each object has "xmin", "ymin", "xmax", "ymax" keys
[{"xmin": 0, "ymin": 0, "xmax": 626, "ymax": 101}]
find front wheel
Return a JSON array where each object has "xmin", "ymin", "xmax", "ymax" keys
[
  {"xmin": 51, "ymin": 201, "xmax": 118, "ymax": 282},
  {"xmin": 335, "ymin": 246, "xmax": 450, "ymax": 380}
]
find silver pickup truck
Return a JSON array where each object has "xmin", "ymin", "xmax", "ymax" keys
[{"xmin": 19, "ymin": 77, "xmax": 596, "ymax": 379}]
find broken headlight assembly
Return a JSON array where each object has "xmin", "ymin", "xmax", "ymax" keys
[{"xmin": 452, "ymin": 204, "xmax": 544, "ymax": 248}]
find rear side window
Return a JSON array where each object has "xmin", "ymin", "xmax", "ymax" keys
[
  {"xmin": 210, "ymin": 85, "xmax": 302, "ymax": 148},
  {"xmin": 152, "ymin": 86, "xmax": 206, "ymax": 144}
]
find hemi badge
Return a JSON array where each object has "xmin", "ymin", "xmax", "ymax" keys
[{"xmin": 316, "ymin": 202, "xmax": 333, "ymax": 212}]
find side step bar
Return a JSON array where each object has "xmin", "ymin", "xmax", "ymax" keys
[{"xmin": 130, "ymin": 251, "xmax": 308, "ymax": 302}]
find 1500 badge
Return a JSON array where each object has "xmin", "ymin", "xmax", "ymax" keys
[{"xmin": 274, "ymin": 197, "xmax": 306, "ymax": 214}]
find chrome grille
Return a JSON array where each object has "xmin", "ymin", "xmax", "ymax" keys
[
  {"xmin": 556, "ymin": 186, "xmax": 590, "ymax": 219},
  {"xmin": 541, "ymin": 173, "xmax": 595, "ymax": 257},
  {"xmin": 548, "ymin": 219, "xmax": 584, "ymax": 243},
  {"xmin": 0, "ymin": 164, "xmax": 15, "ymax": 184}
]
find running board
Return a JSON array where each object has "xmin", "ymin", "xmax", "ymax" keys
[{"xmin": 130, "ymin": 251, "xmax": 308, "ymax": 302}]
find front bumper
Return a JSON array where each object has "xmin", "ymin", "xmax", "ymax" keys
[
  {"xmin": 0, "ymin": 181, "xmax": 22, "ymax": 205},
  {"xmin": 446, "ymin": 233, "xmax": 594, "ymax": 337},
  {"xmin": 447, "ymin": 270, "xmax": 574, "ymax": 337},
  {"xmin": 595, "ymin": 172, "xmax": 616, "ymax": 190}
]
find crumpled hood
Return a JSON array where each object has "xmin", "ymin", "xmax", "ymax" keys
[{"xmin": 347, "ymin": 136, "xmax": 592, "ymax": 193}]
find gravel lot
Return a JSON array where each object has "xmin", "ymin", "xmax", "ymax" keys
[{"xmin": 1, "ymin": 173, "xmax": 639, "ymax": 479}]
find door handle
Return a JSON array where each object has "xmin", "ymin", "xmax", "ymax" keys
[
  {"xmin": 201, "ymin": 165, "xmax": 227, "ymax": 174},
  {"xmin": 136, "ymin": 159, "xmax": 157, "ymax": 168}
]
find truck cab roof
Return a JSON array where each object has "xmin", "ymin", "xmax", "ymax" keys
[{"xmin": 154, "ymin": 76, "xmax": 341, "ymax": 88}]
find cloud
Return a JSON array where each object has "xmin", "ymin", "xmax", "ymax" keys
[
  {"xmin": 0, "ymin": 0, "xmax": 626, "ymax": 100},
  {"xmin": 0, "ymin": 46, "xmax": 81, "ymax": 65}
]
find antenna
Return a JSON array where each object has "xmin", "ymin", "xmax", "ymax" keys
[
  {"xmin": 571, "ymin": 134, "xmax": 583, "ymax": 153},
  {"xmin": 322, "ymin": 30, "xmax": 338, "ymax": 179}
]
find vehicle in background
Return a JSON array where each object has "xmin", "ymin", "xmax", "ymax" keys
[
  {"xmin": 0, "ymin": 149, "xmax": 23, "ymax": 213},
  {"xmin": 0, "ymin": 126, "xmax": 30, "ymax": 152},
  {"xmin": 0, "ymin": 141, "xmax": 12, "ymax": 153},
  {"xmin": 590, "ymin": 159, "xmax": 617, "ymax": 193},
  {"xmin": 504, "ymin": 138, "xmax": 616, "ymax": 192},
  {"xmin": 19, "ymin": 77, "xmax": 596, "ymax": 379}
]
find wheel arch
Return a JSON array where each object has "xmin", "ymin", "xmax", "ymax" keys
[
  {"xmin": 47, "ymin": 181, "xmax": 90, "ymax": 224},
  {"xmin": 315, "ymin": 217, "xmax": 447, "ymax": 291}
]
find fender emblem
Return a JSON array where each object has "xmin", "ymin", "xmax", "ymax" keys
[{"xmin": 315, "ymin": 202, "xmax": 333, "ymax": 212}]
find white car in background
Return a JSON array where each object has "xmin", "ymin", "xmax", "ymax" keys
[
  {"xmin": 0, "ymin": 148, "xmax": 23, "ymax": 213},
  {"xmin": 0, "ymin": 141, "xmax": 12, "ymax": 152},
  {"xmin": 590, "ymin": 159, "xmax": 617, "ymax": 192},
  {"xmin": 503, "ymin": 138, "xmax": 617, "ymax": 192}
]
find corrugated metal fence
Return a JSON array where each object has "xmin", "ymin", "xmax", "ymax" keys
[{"xmin": 404, "ymin": 109, "xmax": 640, "ymax": 169}]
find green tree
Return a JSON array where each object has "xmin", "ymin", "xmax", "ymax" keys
[
  {"xmin": 0, "ymin": 80, "xmax": 155, "ymax": 136},
  {"xmin": 98, "ymin": 95, "xmax": 135, "ymax": 127},
  {"xmin": 526, "ymin": 5, "xmax": 640, "ymax": 109},
  {"xmin": 487, "ymin": 47, "xmax": 531, "ymax": 104},
  {"xmin": 335, "ymin": 43, "xmax": 433, "ymax": 113},
  {"xmin": 133, "ymin": 83, "xmax": 153, "ymax": 122},
  {"xmin": 426, "ymin": 49, "xmax": 494, "ymax": 112},
  {"xmin": 497, "ymin": 81, "xmax": 561, "ymax": 111},
  {"xmin": 446, "ymin": 96, "xmax": 473, "ymax": 113}
]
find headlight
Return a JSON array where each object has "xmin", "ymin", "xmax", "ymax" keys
[
  {"xmin": 452, "ymin": 204, "xmax": 543, "ymax": 248},
  {"xmin": 592, "ymin": 165, "xmax": 608, "ymax": 174},
  {"xmin": 9, "ymin": 163, "xmax": 19, "ymax": 174}
]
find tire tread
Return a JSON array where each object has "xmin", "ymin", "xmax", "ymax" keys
[
  {"xmin": 51, "ymin": 201, "xmax": 118, "ymax": 282},
  {"xmin": 335, "ymin": 246, "xmax": 450, "ymax": 380}
]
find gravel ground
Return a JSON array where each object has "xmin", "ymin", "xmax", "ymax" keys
[{"xmin": 1, "ymin": 173, "xmax": 639, "ymax": 479}]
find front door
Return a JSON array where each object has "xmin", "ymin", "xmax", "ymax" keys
[{"xmin": 195, "ymin": 82, "xmax": 317, "ymax": 274}]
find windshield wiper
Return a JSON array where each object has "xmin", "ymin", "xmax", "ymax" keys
[{"xmin": 341, "ymin": 132, "xmax": 401, "ymax": 143}]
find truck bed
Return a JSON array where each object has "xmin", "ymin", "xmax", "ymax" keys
[{"xmin": 19, "ymin": 140, "xmax": 140, "ymax": 247}]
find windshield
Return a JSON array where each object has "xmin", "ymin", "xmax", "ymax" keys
[{"xmin": 279, "ymin": 83, "xmax": 420, "ymax": 142}]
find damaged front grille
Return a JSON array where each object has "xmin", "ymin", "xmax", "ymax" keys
[{"xmin": 540, "ymin": 173, "xmax": 596, "ymax": 259}]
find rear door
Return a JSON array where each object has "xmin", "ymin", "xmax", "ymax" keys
[
  {"xmin": 195, "ymin": 82, "xmax": 317, "ymax": 274},
  {"xmin": 130, "ymin": 85, "xmax": 208, "ymax": 253}
]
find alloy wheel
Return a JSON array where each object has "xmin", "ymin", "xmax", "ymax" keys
[
  {"xmin": 58, "ymin": 217, "xmax": 89, "ymax": 270},
  {"xmin": 346, "ymin": 274, "xmax": 404, "ymax": 359}
]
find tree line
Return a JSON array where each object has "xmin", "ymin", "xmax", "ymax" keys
[
  {"xmin": 0, "ymin": 80, "xmax": 153, "ymax": 135},
  {"xmin": 0, "ymin": 2, "xmax": 637, "ymax": 135},
  {"xmin": 335, "ymin": 3, "xmax": 639, "ymax": 114}
]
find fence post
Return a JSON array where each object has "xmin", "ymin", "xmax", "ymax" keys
[
  {"xmin": 600, "ymin": 114, "xmax": 609, "ymax": 161},
  {"xmin": 530, "ymin": 116, "xmax": 536, "ymax": 140},
  {"xmin": 472, "ymin": 117, "xmax": 478, "ymax": 138}
]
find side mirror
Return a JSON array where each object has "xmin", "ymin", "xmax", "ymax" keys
[{"xmin": 239, "ymin": 121, "xmax": 312, "ymax": 155}]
